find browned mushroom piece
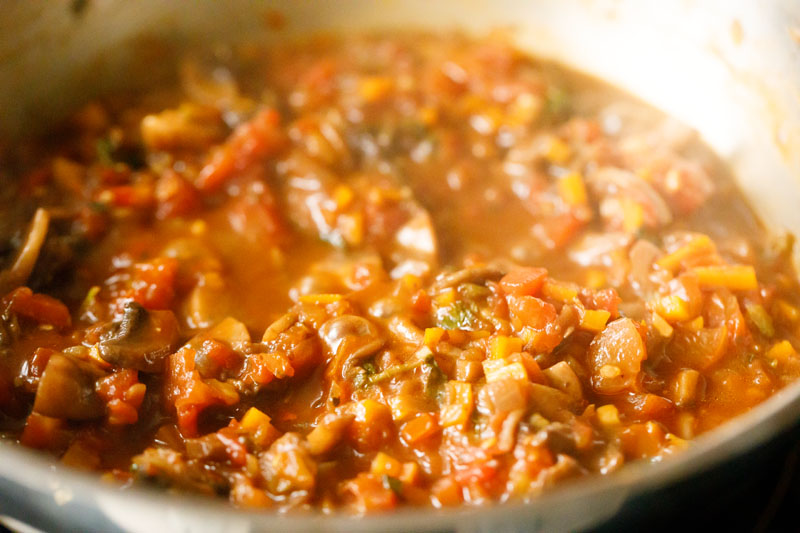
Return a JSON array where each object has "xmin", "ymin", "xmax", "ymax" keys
[
  {"xmin": 33, "ymin": 353, "xmax": 105, "ymax": 420},
  {"xmin": 97, "ymin": 301, "xmax": 181, "ymax": 372}
]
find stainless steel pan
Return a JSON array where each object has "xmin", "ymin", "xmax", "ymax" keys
[{"xmin": 1, "ymin": 1, "xmax": 799, "ymax": 531}]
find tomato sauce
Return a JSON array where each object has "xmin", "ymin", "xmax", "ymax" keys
[{"xmin": 0, "ymin": 33, "xmax": 799, "ymax": 513}]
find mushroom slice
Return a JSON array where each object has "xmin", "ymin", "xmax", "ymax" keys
[
  {"xmin": 319, "ymin": 315, "xmax": 384, "ymax": 379},
  {"xmin": 0, "ymin": 208, "xmax": 49, "ymax": 294},
  {"xmin": 98, "ymin": 301, "xmax": 180, "ymax": 372},
  {"xmin": 33, "ymin": 353, "xmax": 105, "ymax": 420}
]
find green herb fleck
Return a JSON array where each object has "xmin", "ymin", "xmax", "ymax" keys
[
  {"xmin": 382, "ymin": 474, "xmax": 403, "ymax": 495},
  {"xmin": 436, "ymin": 300, "xmax": 478, "ymax": 330},
  {"xmin": 544, "ymin": 86, "xmax": 571, "ymax": 121},
  {"xmin": 745, "ymin": 302, "xmax": 775, "ymax": 338},
  {"xmin": 362, "ymin": 360, "xmax": 377, "ymax": 375},
  {"xmin": 96, "ymin": 137, "xmax": 116, "ymax": 166},
  {"xmin": 459, "ymin": 283, "xmax": 491, "ymax": 300}
]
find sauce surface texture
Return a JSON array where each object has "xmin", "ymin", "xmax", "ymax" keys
[{"xmin": 1, "ymin": 33, "xmax": 800, "ymax": 512}]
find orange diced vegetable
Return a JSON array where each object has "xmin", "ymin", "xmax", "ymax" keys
[
  {"xmin": 766, "ymin": 340, "xmax": 798, "ymax": 362},
  {"xmin": 544, "ymin": 137, "xmax": 571, "ymax": 164},
  {"xmin": 424, "ymin": 327, "xmax": 446, "ymax": 348},
  {"xmin": 692, "ymin": 265, "xmax": 758, "ymax": 291},
  {"xmin": 654, "ymin": 294, "xmax": 693, "ymax": 322},
  {"xmin": 541, "ymin": 279, "xmax": 579, "ymax": 303},
  {"xmin": 439, "ymin": 381, "xmax": 473, "ymax": 428},
  {"xmin": 371, "ymin": 452, "xmax": 403, "ymax": 478},
  {"xmin": 483, "ymin": 360, "xmax": 528, "ymax": 383},
  {"xmin": 298, "ymin": 293, "xmax": 343, "ymax": 305},
  {"xmin": 349, "ymin": 399, "xmax": 394, "ymax": 452},
  {"xmin": 359, "ymin": 76, "xmax": 394, "ymax": 102},
  {"xmin": 401, "ymin": 413, "xmax": 440, "ymax": 444},
  {"xmin": 579, "ymin": 308, "xmax": 611, "ymax": 333},
  {"xmin": 499, "ymin": 267, "xmax": 548, "ymax": 297},
  {"xmin": 596, "ymin": 404, "xmax": 621, "ymax": 427},
  {"xmin": 558, "ymin": 172, "xmax": 588, "ymax": 206},
  {"xmin": 489, "ymin": 335, "xmax": 525, "ymax": 359},
  {"xmin": 656, "ymin": 235, "xmax": 714, "ymax": 272},
  {"xmin": 621, "ymin": 197, "xmax": 644, "ymax": 234}
]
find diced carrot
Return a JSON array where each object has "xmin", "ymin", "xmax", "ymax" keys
[
  {"xmin": 399, "ymin": 462, "xmax": 420, "ymax": 486},
  {"xmin": 241, "ymin": 407, "xmax": 271, "ymax": 432},
  {"xmin": 653, "ymin": 294, "xmax": 693, "ymax": 322},
  {"xmin": 544, "ymin": 136, "xmax": 571, "ymax": 164},
  {"xmin": 489, "ymin": 335, "xmax": 525, "ymax": 359},
  {"xmin": 435, "ymin": 288, "xmax": 457, "ymax": 306},
  {"xmin": 506, "ymin": 352, "xmax": 547, "ymax": 384},
  {"xmin": 621, "ymin": 197, "xmax": 644, "ymax": 234},
  {"xmin": 424, "ymin": 327, "xmax": 446, "ymax": 349},
  {"xmin": 650, "ymin": 312, "xmax": 674, "ymax": 338},
  {"xmin": 596, "ymin": 404, "xmax": 621, "ymax": 427},
  {"xmin": 692, "ymin": 265, "xmax": 758, "ymax": 291},
  {"xmin": 656, "ymin": 235, "xmax": 714, "ymax": 272},
  {"xmin": 349, "ymin": 399, "xmax": 394, "ymax": 452},
  {"xmin": 358, "ymin": 76, "xmax": 394, "ymax": 103},
  {"xmin": 499, "ymin": 267, "xmax": 548, "ymax": 297},
  {"xmin": 401, "ymin": 413, "xmax": 440, "ymax": 444},
  {"xmin": 61, "ymin": 439, "xmax": 101, "ymax": 470},
  {"xmin": 298, "ymin": 293, "xmax": 343, "ymax": 305},
  {"xmin": 558, "ymin": 172, "xmax": 588, "ymax": 206},
  {"xmin": 766, "ymin": 340, "xmax": 798, "ymax": 362},
  {"xmin": 579, "ymin": 308, "xmax": 611, "ymax": 333},
  {"xmin": 584, "ymin": 269, "xmax": 607, "ymax": 290},
  {"xmin": 371, "ymin": 452, "xmax": 403, "ymax": 478},
  {"xmin": 455, "ymin": 359, "xmax": 483, "ymax": 382},
  {"xmin": 542, "ymin": 279, "xmax": 579, "ymax": 303}
]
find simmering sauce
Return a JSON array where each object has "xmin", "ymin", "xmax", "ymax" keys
[{"xmin": 1, "ymin": 33, "xmax": 799, "ymax": 512}]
